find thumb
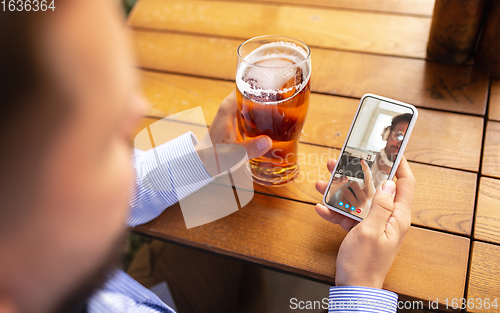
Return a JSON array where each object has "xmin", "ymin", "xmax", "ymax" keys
[
  {"xmin": 362, "ymin": 180, "xmax": 396, "ymax": 233},
  {"xmin": 360, "ymin": 159, "xmax": 375, "ymax": 197},
  {"xmin": 241, "ymin": 135, "xmax": 272, "ymax": 159}
]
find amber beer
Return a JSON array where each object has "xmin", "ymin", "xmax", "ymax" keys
[{"xmin": 236, "ymin": 36, "xmax": 311, "ymax": 186}]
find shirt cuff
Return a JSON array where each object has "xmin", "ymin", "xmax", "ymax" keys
[
  {"xmin": 328, "ymin": 286, "xmax": 398, "ymax": 312},
  {"xmin": 144, "ymin": 131, "xmax": 213, "ymax": 204}
]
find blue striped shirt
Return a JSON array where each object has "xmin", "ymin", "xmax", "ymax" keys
[
  {"xmin": 328, "ymin": 286, "xmax": 397, "ymax": 312},
  {"xmin": 88, "ymin": 132, "xmax": 398, "ymax": 312}
]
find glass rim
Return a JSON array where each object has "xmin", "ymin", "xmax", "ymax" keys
[{"xmin": 237, "ymin": 35, "xmax": 311, "ymax": 69}]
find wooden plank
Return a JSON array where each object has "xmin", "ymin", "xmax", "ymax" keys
[
  {"xmin": 134, "ymin": 191, "xmax": 469, "ymax": 305},
  {"xmin": 138, "ymin": 70, "xmax": 483, "ymax": 171},
  {"xmin": 482, "ymin": 121, "xmax": 500, "ymax": 178},
  {"xmin": 467, "ymin": 241, "xmax": 500, "ymax": 312},
  {"xmin": 133, "ymin": 117, "xmax": 476, "ymax": 235},
  {"xmin": 404, "ymin": 109, "xmax": 482, "ymax": 172},
  {"xmin": 204, "ymin": 0, "xmax": 435, "ymax": 17},
  {"xmin": 475, "ymin": 177, "xmax": 500, "ymax": 245},
  {"xmin": 128, "ymin": 0, "xmax": 431, "ymax": 59},
  {"xmin": 489, "ymin": 78, "xmax": 500, "ymax": 121},
  {"xmin": 130, "ymin": 30, "xmax": 489, "ymax": 115},
  {"xmin": 408, "ymin": 162, "xmax": 475, "ymax": 235},
  {"xmin": 312, "ymin": 48, "xmax": 488, "ymax": 116}
]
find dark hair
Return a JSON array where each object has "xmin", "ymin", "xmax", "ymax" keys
[
  {"xmin": 0, "ymin": 11, "xmax": 72, "ymax": 231},
  {"xmin": 390, "ymin": 113, "xmax": 412, "ymax": 131}
]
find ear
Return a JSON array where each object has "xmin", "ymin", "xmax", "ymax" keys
[{"xmin": 0, "ymin": 293, "xmax": 17, "ymax": 313}]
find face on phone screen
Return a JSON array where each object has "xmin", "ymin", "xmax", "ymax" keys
[{"xmin": 325, "ymin": 95, "xmax": 415, "ymax": 220}]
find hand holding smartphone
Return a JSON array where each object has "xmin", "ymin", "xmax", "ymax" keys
[{"xmin": 322, "ymin": 94, "xmax": 418, "ymax": 221}]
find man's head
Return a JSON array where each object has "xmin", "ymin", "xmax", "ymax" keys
[
  {"xmin": 384, "ymin": 113, "xmax": 411, "ymax": 162},
  {"xmin": 0, "ymin": 1, "xmax": 146, "ymax": 313}
]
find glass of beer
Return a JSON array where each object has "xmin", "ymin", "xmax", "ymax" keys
[{"xmin": 236, "ymin": 35, "xmax": 311, "ymax": 186}]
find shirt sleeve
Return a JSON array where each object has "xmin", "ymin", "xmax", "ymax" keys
[
  {"xmin": 328, "ymin": 286, "xmax": 398, "ymax": 312},
  {"xmin": 88, "ymin": 270, "xmax": 175, "ymax": 313},
  {"xmin": 127, "ymin": 132, "xmax": 213, "ymax": 227}
]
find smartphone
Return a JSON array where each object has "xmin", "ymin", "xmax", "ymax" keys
[{"xmin": 322, "ymin": 94, "xmax": 418, "ymax": 221}]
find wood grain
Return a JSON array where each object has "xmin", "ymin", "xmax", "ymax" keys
[
  {"xmin": 404, "ymin": 109, "xmax": 482, "ymax": 172},
  {"xmin": 467, "ymin": 241, "xmax": 500, "ymax": 312},
  {"xmin": 128, "ymin": 0, "xmax": 431, "ymax": 59},
  {"xmin": 482, "ymin": 121, "xmax": 500, "ymax": 178},
  {"xmin": 138, "ymin": 70, "xmax": 483, "ymax": 171},
  {"xmin": 474, "ymin": 177, "xmax": 500, "ymax": 245},
  {"xmin": 312, "ymin": 48, "xmax": 488, "ymax": 116},
  {"xmin": 133, "ymin": 117, "xmax": 476, "ymax": 235},
  {"xmin": 489, "ymin": 78, "xmax": 500, "ymax": 121},
  {"xmin": 130, "ymin": 30, "xmax": 489, "ymax": 115},
  {"xmin": 392, "ymin": 162, "xmax": 475, "ymax": 235},
  {"xmin": 133, "ymin": 191, "xmax": 469, "ymax": 305},
  {"xmin": 203, "ymin": 0, "xmax": 435, "ymax": 16}
]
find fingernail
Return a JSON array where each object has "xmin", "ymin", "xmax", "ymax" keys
[
  {"xmin": 257, "ymin": 137, "xmax": 271, "ymax": 150},
  {"xmin": 382, "ymin": 180, "xmax": 396, "ymax": 195}
]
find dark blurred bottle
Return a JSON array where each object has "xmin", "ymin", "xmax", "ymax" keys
[
  {"xmin": 427, "ymin": 0, "xmax": 487, "ymax": 64},
  {"xmin": 475, "ymin": 1, "xmax": 500, "ymax": 77}
]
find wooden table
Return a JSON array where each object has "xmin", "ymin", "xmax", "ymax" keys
[{"xmin": 127, "ymin": 0, "xmax": 500, "ymax": 311}]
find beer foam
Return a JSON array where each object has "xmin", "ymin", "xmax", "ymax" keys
[{"xmin": 236, "ymin": 41, "xmax": 311, "ymax": 103}]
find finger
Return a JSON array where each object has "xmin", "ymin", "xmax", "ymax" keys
[
  {"xmin": 220, "ymin": 90, "xmax": 237, "ymax": 110},
  {"xmin": 362, "ymin": 180, "xmax": 396, "ymax": 235},
  {"xmin": 335, "ymin": 176, "xmax": 349, "ymax": 185},
  {"xmin": 392, "ymin": 157, "xmax": 415, "ymax": 233},
  {"xmin": 349, "ymin": 183, "xmax": 371, "ymax": 212},
  {"xmin": 360, "ymin": 160, "xmax": 375, "ymax": 197},
  {"xmin": 350, "ymin": 181, "xmax": 362, "ymax": 191},
  {"xmin": 327, "ymin": 158, "xmax": 337, "ymax": 173},
  {"xmin": 241, "ymin": 135, "xmax": 272, "ymax": 159},
  {"xmin": 315, "ymin": 203, "xmax": 346, "ymax": 225},
  {"xmin": 339, "ymin": 218, "xmax": 358, "ymax": 231},
  {"xmin": 321, "ymin": 177, "xmax": 345, "ymax": 197},
  {"xmin": 394, "ymin": 157, "xmax": 416, "ymax": 209},
  {"xmin": 340, "ymin": 194, "xmax": 348, "ymax": 205},
  {"xmin": 316, "ymin": 180, "xmax": 328, "ymax": 195},
  {"xmin": 349, "ymin": 182, "xmax": 364, "ymax": 199},
  {"xmin": 341, "ymin": 185, "xmax": 359, "ymax": 208}
]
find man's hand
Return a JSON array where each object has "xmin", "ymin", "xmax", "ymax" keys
[
  {"xmin": 315, "ymin": 159, "xmax": 359, "ymax": 231},
  {"xmin": 316, "ymin": 157, "xmax": 415, "ymax": 289},
  {"xmin": 196, "ymin": 90, "xmax": 272, "ymax": 176}
]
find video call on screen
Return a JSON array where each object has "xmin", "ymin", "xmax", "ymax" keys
[{"xmin": 325, "ymin": 96, "xmax": 414, "ymax": 219}]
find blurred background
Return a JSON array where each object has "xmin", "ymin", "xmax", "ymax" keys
[{"xmin": 122, "ymin": 0, "xmax": 137, "ymax": 15}]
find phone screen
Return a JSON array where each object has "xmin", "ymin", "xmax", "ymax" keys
[{"xmin": 324, "ymin": 95, "xmax": 416, "ymax": 220}]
